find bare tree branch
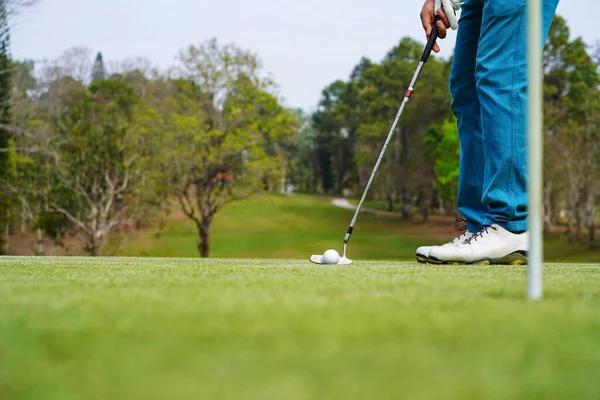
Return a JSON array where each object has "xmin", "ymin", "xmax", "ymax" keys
[
  {"xmin": 176, "ymin": 182, "xmax": 200, "ymax": 225},
  {"xmin": 0, "ymin": 146, "xmax": 57, "ymax": 158},
  {"xmin": 0, "ymin": 123, "xmax": 43, "ymax": 140},
  {"xmin": 49, "ymin": 205, "xmax": 92, "ymax": 236}
]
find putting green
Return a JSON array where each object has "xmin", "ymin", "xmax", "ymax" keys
[{"xmin": 1, "ymin": 257, "xmax": 599, "ymax": 399}]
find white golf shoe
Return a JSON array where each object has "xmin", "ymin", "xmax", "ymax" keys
[
  {"xmin": 416, "ymin": 222, "xmax": 473, "ymax": 263},
  {"xmin": 428, "ymin": 224, "xmax": 528, "ymax": 265}
]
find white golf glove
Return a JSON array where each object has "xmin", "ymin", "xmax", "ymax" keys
[{"xmin": 434, "ymin": 0, "xmax": 463, "ymax": 30}]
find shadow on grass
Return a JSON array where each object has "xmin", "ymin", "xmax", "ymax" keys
[{"xmin": 481, "ymin": 289, "xmax": 591, "ymax": 300}]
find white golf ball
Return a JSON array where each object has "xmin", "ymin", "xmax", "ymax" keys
[{"xmin": 322, "ymin": 249, "xmax": 340, "ymax": 264}]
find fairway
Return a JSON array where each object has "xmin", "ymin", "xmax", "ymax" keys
[
  {"xmin": 119, "ymin": 194, "xmax": 600, "ymax": 263},
  {"xmin": 1, "ymin": 257, "xmax": 600, "ymax": 399}
]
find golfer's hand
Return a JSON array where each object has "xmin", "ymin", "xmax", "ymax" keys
[{"xmin": 420, "ymin": 0, "xmax": 451, "ymax": 53}]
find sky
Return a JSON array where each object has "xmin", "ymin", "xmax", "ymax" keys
[{"xmin": 10, "ymin": 0, "xmax": 599, "ymax": 112}]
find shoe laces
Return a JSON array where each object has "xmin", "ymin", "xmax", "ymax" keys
[
  {"xmin": 448, "ymin": 218, "xmax": 469, "ymax": 244},
  {"xmin": 465, "ymin": 225, "xmax": 498, "ymax": 244}
]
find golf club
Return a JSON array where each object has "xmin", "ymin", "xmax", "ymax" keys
[{"xmin": 310, "ymin": 17, "xmax": 441, "ymax": 265}]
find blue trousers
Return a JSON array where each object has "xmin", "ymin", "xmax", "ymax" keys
[{"xmin": 450, "ymin": 0, "xmax": 559, "ymax": 233}]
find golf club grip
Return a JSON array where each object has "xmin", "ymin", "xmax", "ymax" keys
[{"xmin": 421, "ymin": 16, "xmax": 441, "ymax": 63}]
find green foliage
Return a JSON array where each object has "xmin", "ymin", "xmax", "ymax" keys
[
  {"xmin": 0, "ymin": 1, "xmax": 11, "ymax": 254},
  {"xmin": 355, "ymin": 40, "xmax": 451, "ymax": 214},
  {"xmin": 34, "ymin": 212, "xmax": 69, "ymax": 242},
  {"xmin": 91, "ymin": 52, "xmax": 105, "ymax": 83},
  {"xmin": 542, "ymin": 16, "xmax": 600, "ymax": 241},
  {"xmin": 57, "ymin": 79, "xmax": 138, "ymax": 179},
  {"xmin": 9, "ymin": 40, "xmax": 297, "ymax": 257},
  {"xmin": 313, "ymin": 37, "xmax": 452, "ymax": 214},
  {"xmin": 11, "ymin": 75, "xmax": 159, "ymax": 255},
  {"xmin": 313, "ymin": 79, "xmax": 357, "ymax": 194},
  {"xmin": 283, "ymin": 109, "xmax": 318, "ymax": 193},
  {"xmin": 425, "ymin": 118, "xmax": 460, "ymax": 204},
  {"xmin": 309, "ymin": 14, "xmax": 598, "ymax": 233},
  {"xmin": 140, "ymin": 38, "xmax": 297, "ymax": 257}
]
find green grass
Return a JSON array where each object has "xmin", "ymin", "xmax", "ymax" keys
[
  {"xmin": 120, "ymin": 193, "xmax": 600, "ymax": 263},
  {"xmin": 1, "ymin": 257, "xmax": 599, "ymax": 399},
  {"xmin": 121, "ymin": 194, "xmax": 431, "ymax": 260}
]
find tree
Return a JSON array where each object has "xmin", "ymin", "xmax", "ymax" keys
[
  {"xmin": 285, "ymin": 109, "xmax": 319, "ymax": 193},
  {"xmin": 542, "ymin": 16, "xmax": 599, "ymax": 245},
  {"xmin": 352, "ymin": 38, "xmax": 451, "ymax": 216},
  {"xmin": 91, "ymin": 52, "xmax": 106, "ymax": 83},
  {"xmin": 142, "ymin": 39, "xmax": 297, "ymax": 257},
  {"xmin": 313, "ymin": 80, "xmax": 354, "ymax": 195},
  {"xmin": 0, "ymin": 0, "xmax": 12, "ymax": 254},
  {"xmin": 425, "ymin": 117, "xmax": 460, "ymax": 217},
  {"xmin": 11, "ymin": 76, "xmax": 159, "ymax": 255},
  {"xmin": 312, "ymin": 58, "xmax": 373, "ymax": 196},
  {"xmin": 50, "ymin": 79, "xmax": 157, "ymax": 255},
  {"xmin": 41, "ymin": 47, "xmax": 95, "ymax": 84},
  {"xmin": 0, "ymin": 0, "xmax": 48, "ymax": 254}
]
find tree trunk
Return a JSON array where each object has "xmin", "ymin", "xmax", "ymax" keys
[
  {"xmin": 422, "ymin": 204, "xmax": 429, "ymax": 224},
  {"xmin": 399, "ymin": 128, "xmax": 410, "ymax": 220},
  {"xmin": 586, "ymin": 185, "xmax": 596, "ymax": 246},
  {"xmin": 421, "ymin": 189, "xmax": 431, "ymax": 224},
  {"xmin": 566, "ymin": 213, "xmax": 572, "ymax": 235},
  {"xmin": 281, "ymin": 165, "xmax": 286, "ymax": 194},
  {"xmin": 311, "ymin": 154, "xmax": 319, "ymax": 194},
  {"xmin": 196, "ymin": 220, "xmax": 211, "ymax": 258},
  {"xmin": 0, "ymin": 209, "xmax": 5, "ymax": 255},
  {"xmin": 566, "ymin": 177, "xmax": 579, "ymax": 239},
  {"xmin": 543, "ymin": 214, "xmax": 555, "ymax": 236},
  {"xmin": 36, "ymin": 228, "xmax": 44, "ymax": 256},
  {"xmin": 438, "ymin": 197, "xmax": 446, "ymax": 216},
  {"xmin": 575, "ymin": 200, "xmax": 583, "ymax": 241},
  {"xmin": 550, "ymin": 207, "xmax": 559, "ymax": 227},
  {"xmin": 86, "ymin": 234, "xmax": 99, "ymax": 256},
  {"xmin": 335, "ymin": 147, "xmax": 344, "ymax": 196},
  {"xmin": 543, "ymin": 183, "xmax": 555, "ymax": 234},
  {"xmin": 387, "ymin": 192, "xmax": 393, "ymax": 212},
  {"xmin": 21, "ymin": 207, "xmax": 27, "ymax": 234},
  {"xmin": 400, "ymin": 202, "xmax": 410, "ymax": 220},
  {"xmin": 1, "ymin": 209, "xmax": 9, "ymax": 255}
]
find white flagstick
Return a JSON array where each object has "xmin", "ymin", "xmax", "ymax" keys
[{"xmin": 527, "ymin": 0, "xmax": 543, "ymax": 300}]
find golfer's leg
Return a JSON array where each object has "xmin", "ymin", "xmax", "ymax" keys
[
  {"xmin": 476, "ymin": 0, "xmax": 558, "ymax": 232},
  {"xmin": 449, "ymin": 0, "xmax": 485, "ymax": 233}
]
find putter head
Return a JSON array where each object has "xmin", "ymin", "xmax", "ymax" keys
[
  {"xmin": 338, "ymin": 256, "xmax": 353, "ymax": 265},
  {"xmin": 310, "ymin": 254, "xmax": 323, "ymax": 264},
  {"xmin": 309, "ymin": 254, "xmax": 353, "ymax": 265},
  {"xmin": 309, "ymin": 254, "xmax": 324, "ymax": 264}
]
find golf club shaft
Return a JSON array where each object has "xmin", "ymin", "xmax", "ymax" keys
[{"xmin": 343, "ymin": 18, "xmax": 440, "ymax": 246}]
